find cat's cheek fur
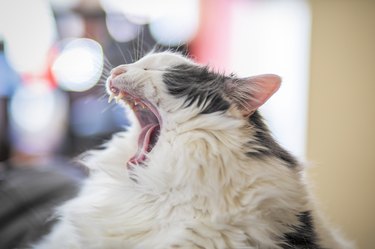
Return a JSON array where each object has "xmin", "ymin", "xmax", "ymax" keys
[{"xmin": 139, "ymin": 72, "xmax": 163, "ymax": 100}]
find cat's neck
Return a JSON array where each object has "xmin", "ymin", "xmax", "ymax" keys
[{"xmin": 140, "ymin": 112, "xmax": 306, "ymax": 211}]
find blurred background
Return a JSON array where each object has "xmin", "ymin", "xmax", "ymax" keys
[{"xmin": 0, "ymin": 0, "xmax": 373, "ymax": 248}]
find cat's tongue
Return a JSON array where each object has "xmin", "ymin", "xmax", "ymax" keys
[{"xmin": 128, "ymin": 124, "xmax": 160, "ymax": 167}]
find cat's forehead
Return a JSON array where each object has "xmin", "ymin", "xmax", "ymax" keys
[{"xmin": 136, "ymin": 52, "xmax": 194, "ymax": 68}]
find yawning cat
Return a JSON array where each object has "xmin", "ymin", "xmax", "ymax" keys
[{"xmin": 34, "ymin": 51, "xmax": 353, "ymax": 249}]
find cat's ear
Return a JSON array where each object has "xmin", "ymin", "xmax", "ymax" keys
[{"xmin": 225, "ymin": 74, "xmax": 281, "ymax": 117}]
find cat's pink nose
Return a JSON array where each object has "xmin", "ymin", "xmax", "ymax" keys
[{"xmin": 110, "ymin": 66, "xmax": 127, "ymax": 78}]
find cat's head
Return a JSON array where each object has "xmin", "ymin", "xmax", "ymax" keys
[{"xmin": 106, "ymin": 51, "xmax": 281, "ymax": 166}]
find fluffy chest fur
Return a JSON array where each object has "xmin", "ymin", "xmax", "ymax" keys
[
  {"xmin": 42, "ymin": 130, "xmax": 304, "ymax": 249},
  {"xmin": 34, "ymin": 52, "xmax": 353, "ymax": 249}
]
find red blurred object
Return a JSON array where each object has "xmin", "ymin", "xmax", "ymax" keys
[
  {"xmin": 190, "ymin": 0, "xmax": 232, "ymax": 72},
  {"xmin": 21, "ymin": 46, "xmax": 59, "ymax": 89}
]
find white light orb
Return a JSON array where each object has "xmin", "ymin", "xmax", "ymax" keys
[
  {"xmin": 149, "ymin": 0, "xmax": 200, "ymax": 46},
  {"xmin": 52, "ymin": 38, "xmax": 104, "ymax": 92}
]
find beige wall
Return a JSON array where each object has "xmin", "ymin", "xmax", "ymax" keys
[{"xmin": 307, "ymin": 1, "xmax": 375, "ymax": 248}]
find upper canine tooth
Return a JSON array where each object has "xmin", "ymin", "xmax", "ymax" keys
[{"xmin": 108, "ymin": 94, "xmax": 115, "ymax": 103}]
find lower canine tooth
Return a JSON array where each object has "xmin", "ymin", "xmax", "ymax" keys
[{"xmin": 115, "ymin": 96, "xmax": 121, "ymax": 103}]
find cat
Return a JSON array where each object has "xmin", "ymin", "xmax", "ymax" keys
[{"xmin": 33, "ymin": 51, "xmax": 354, "ymax": 249}]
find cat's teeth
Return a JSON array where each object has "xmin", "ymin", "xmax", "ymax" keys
[
  {"xmin": 129, "ymin": 101, "xmax": 136, "ymax": 110},
  {"xmin": 115, "ymin": 93, "xmax": 124, "ymax": 103},
  {"xmin": 108, "ymin": 94, "xmax": 115, "ymax": 103}
]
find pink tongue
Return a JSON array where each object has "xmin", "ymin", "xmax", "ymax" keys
[{"xmin": 128, "ymin": 124, "xmax": 159, "ymax": 166}]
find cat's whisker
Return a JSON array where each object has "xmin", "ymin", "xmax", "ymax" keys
[
  {"xmin": 101, "ymin": 64, "xmax": 112, "ymax": 74},
  {"xmin": 114, "ymin": 42, "xmax": 127, "ymax": 64},
  {"xmin": 137, "ymin": 27, "xmax": 143, "ymax": 60},
  {"xmin": 126, "ymin": 50, "xmax": 134, "ymax": 63},
  {"xmin": 102, "ymin": 53, "xmax": 114, "ymax": 66}
]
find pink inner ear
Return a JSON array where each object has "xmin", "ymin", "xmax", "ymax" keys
[{"xmin": 242, "ymin": 74, "xmax": 281, "ymax": 116}]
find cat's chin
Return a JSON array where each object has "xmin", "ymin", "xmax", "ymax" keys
[{"xmin": 108, "ymin": 87, "xmax": 161, "ymax": 168}]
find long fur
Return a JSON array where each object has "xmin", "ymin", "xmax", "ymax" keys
[{"xmin": 34, "ymin": 52, "xmax": 353, "ymax": 249}]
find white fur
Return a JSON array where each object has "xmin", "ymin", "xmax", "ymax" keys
[{"xmin": 34, "ymin": 52, "xmax": 354, "ymax": 249}]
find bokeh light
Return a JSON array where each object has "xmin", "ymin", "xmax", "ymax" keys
[
  {"xmin": 100, "ymin": 0, "xmax": 169, "ymax": 25},
  {"xmin": 0, "ymin": 0, "xmax": 56, "ymax": 74},
  {"xmin": 106, "ymin": 12, "xmax": 140, "ymax": 43},
  {"xmin": 9, "ymin": 82, "xmax": 68, "ymax": 155},
  {"xmin": 149, "ymin": 0, "xmax": 199, "ymax": 46},
  {"xmin": 52, "ymin": 38, "xmax": 104, "ymax": 92}
]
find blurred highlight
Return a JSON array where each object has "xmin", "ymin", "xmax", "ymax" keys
[
  {"xmin": 52, "ymin": 38, "xmax": 104, "ymax": 92},
  {"xmin": 9, "ymin": 83, "xmax": 68, "ymax": 155},
  {"xmin": 0, "ymin": 0, "xmax": 56, "ymax": 74}
]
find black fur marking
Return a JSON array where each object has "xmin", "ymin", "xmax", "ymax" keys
[
  {"xmin": 247, "ymin": 112, "xmax": 298, "ymax": 168},
  {"xmin": 281, "ymin": 211, "xmax": 324, "ymax": 249},
  {"xmin": 163, "ymin": 64, "xmax": 230, "ymax": 114},
  {"xmin": 164, "ymin": 65, "xmax": 298, "ymax": 168}
]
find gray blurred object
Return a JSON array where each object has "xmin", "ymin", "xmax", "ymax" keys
[{"xmin": 0, "ymin": 162, "xmax": 81, "ymax": 249}]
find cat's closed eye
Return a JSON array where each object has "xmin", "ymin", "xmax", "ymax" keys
[{"xmin": 143, "ymin": 67, "xmax": 163, "ymax": 72}]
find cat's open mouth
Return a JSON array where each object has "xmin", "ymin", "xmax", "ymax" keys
[{"xmin": 108, "ymin": 86, "xmax": 161, "ymax": 167}]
